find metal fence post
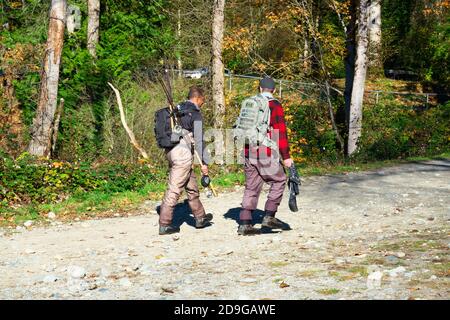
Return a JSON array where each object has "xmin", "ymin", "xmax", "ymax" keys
[{"xmin": 279, "ymin": 80, "xmax": 282, "ymax": 99}]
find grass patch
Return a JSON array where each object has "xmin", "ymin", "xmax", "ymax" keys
[
  {"xmin": 328, "ymin": 266, "xmax": 368, "ymax": 281},
  {"xmin": 316, "ymin": 288, "xmax": 340, "ymax": 295},
  {"xmin": 296, "ymin": 270, "xmax": 320, "ymax": 277},
  {"xmin": 211, "ymin": 172, "xmax": 245, "ymax": 188},
  {"xmin": 363, "ymin": 256, "xmax": 408, "ymax": 267},
  {"xmin": 0, "ymin": 170, "xmax": 246, "ymax": 228},
  {"xmin": 0, "ymin": 182, "xmax": 165, "ymax": 228},
  {"xmin": 327, "ymin": 271, "xmax": 350, "ymax": 281},
  {"xmin": 272, "ymin": 277, "xmax": 284, "ymax": 283},
  {"xmin": 1, "ymin": 153, "xmax": 449, "ymax": 228},
  {"xmin": 374, "ymin": 238, "xmax": 446, "ymax": 253},
  {"xmin": 347, "ymin": 266, "xmax": 369, "ymax": 277},
  {"xmin": 430, "ymin": 262, "xmax": 450, "ymax": 277},
  {"xmin": 269, "ymin": 261, "xmax": 290, "ymax": 268}
]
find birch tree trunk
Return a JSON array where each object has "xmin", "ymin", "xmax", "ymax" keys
[
  {"xmin": 87, "ymin": 0, "xmax": 100, "ymax": 58},
  {"xmin": 368, "ymin": 0, "xmax": 382, "ymax": 75},
  {"xmin": 177, "ymin": 9, "xmax": 182, "ymax": 76},
  {"xmin": 303, "ymin": 37, "xmax": 310, "ymax": 73},
  {"xmin": 212, "ymin": 0, "xmax": 226, "ymax": 128},
  {"xmin": 28, "ymin": 0, "xmax": 67, "ymax": 157},
  {"xmin": 348, "ymin": 0, "xmax": 369, "ymax": 156}
]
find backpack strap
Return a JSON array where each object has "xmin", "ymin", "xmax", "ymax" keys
[{"xmin": 174, "ymin": 105, "xmax": 196, "ymax": 148}]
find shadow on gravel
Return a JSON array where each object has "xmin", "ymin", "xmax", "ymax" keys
[
  {"xmin": 410, "ymin": 159, "xmax": 450, "ymax": 168},
  {"xmin": 320, "ymin": 159, "xmax": 450, "ymax": 191},
  {"xmin": 157, "ymin": 201, "xmax": 213, "ymax": 229},
  {"xmin": 224, "ymin": 207, "xmax": 291, "ymax": 233}
]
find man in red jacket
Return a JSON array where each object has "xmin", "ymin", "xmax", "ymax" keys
[{"xmin": 238, "ymin": 77, "xmax": 293, "ymax": 235}]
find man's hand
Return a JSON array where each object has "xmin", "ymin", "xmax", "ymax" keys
[
  {"xmin": 201, "ymin": 165, "xmax": 209, "ymax": 176},
  {"xmin": 283, "ymin": 158, "xmax": 293, "ymax": 168}
]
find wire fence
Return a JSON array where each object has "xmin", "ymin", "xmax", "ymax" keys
[
  {"xmin": 159, "ymin": 68, "xmax": 449, "ymax": 161},
  {"xmin": 224, "ymin": 72, "xmax": 448, "ymax": 106},
  {"xmin": 171, "ymin": 69, "xmax": 448, "ymax": 107}
]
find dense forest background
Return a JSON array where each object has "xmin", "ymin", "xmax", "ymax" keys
[{"xmin": 0, "ymin": 0, "xmax": 449, "ymax": 217}]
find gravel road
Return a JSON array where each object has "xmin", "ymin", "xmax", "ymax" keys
[{"xmin": 1, "ymin": 159, "xmax": 449, "ymax": 300}]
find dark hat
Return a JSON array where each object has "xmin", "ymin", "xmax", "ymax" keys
[{"xmin": 259, "ymin": 76, "xmax": 276, "ymax": 90}]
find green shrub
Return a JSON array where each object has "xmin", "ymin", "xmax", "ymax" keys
[
  {"xmin": 359, "ymin": 101, "xmax": 450, "ymax": 160},
  {"xmin": 0, "ymin": 152, "xmax": 165, "ymax": 207}
]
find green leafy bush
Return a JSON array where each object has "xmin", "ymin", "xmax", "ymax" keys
[
  {"xmin": 0, "ymin": 152, "xmax": 165, "ymax": 207},
  {"xmin": 359, "ymin": 101, "xmax": 450, "ymax": 160}
]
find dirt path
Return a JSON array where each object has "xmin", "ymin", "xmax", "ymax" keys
[{"xmin": 1, "ymin": 160, "xmax": 449, "ymax": 300}]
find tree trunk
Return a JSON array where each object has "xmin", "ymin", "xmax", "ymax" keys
[
  {"xmin": 368, "ymin": 0, "xmax": 382, "ymax": 75},
  {"xmin": 339, "ymin": 0, "xmax": 357, "ymax": 153},
  {"xmin": 303, "ymin": 37, "xmax": 310, "ymax": 73},
  {"xmin": 177, "ymin": 9, "xmax": 182, "ymax": 76},
  {"xmin": 348, "ymin": 0, "xmax": 370, "ymax": 156},
  {"xmin": 28, "ymin": 0, "xmax": 67, "ymax": 157},
  {"xmin": 87, "ymin": 0, "xmax": 100, "ymax": 58},
  {"xmin": 50, "ymin": 98, "xmax": 64, "ymax": 157},
  {"xmin": 212, "ymin": 0, "xmax": 226, "ymax": 128},
  {"xmin": 0, "ymin": 67, "xmax": 25, "ymax": 157}
]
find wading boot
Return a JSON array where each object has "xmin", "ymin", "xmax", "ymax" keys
[
  {"xmin": 195, "ymin": 213, "xmax": 213, "ymax": 229},
  {"xmin": 237, "ymin": 224, "xmax": 261, "ymax": 236},
  {"xmin": 261, "ymin": 216, "xmax": 285, "ymax": 229},
  {"xmin": 159, "ymin": 225, "xmax": 180, "ymax": 235}
]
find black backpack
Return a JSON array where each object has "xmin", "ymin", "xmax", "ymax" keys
[
  {"xmin": 154, "ymin": 107, "xmax": 180, "ymax": 149},
  {"xmin": 154, "ymin": 107, "xmax": 193, "ymax": 149}
]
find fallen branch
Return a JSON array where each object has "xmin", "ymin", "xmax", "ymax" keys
[
  {"xmin": 108, "ymin": 82, "xmax": 149, "ymax": 159},
  {"xmin": 324, "ymin": 81, "xmax": 345, "ymax": 154}
]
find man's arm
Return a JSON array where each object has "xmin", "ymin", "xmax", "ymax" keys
[{"xmin": 270, "ymin": 102, "xmax": 291, "ymax": 163}]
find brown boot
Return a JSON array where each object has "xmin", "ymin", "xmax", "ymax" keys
[
  {"xmin": 159, "ymin": 225, "xmax": 180, "ymax": 235},
  {"xmin": 237, "ymin": 224, "xmax": 261, "ymax": 236},
  {"xmin": 261, "ymin": 216, "xmax": 284, "ymax": 229},
  {"xmin": 195, "ymin": 213, "xmax": 213, "ymax": 229}
]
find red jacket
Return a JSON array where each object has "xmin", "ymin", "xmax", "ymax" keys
[{"xmin": 244, "ymin": 97, "xmax": 291, "ymax": 160}]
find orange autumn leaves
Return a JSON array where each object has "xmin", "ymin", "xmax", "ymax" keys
[
  {"xmin": 223, "ymin": 0, "xmax": 349, "ymax": 77},
  {"xmin": 423, "ymin": 0, "xmax": 450, "ymax": 16},
  {"xmin": 284, "ymin": 98, "xmax": 307, "ymax": 164},
  {"xmin": 223, "ymin": 27, "xmax": 253, "ymax": 56}
]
